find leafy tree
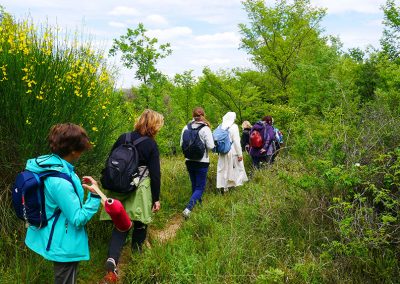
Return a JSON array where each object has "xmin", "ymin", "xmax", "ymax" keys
[
  {"xmin": 109, "ymin": 23, "xmax": 172, "ymax": 107},
  {"xmin": 174, "ymin": 70, "xmax": 196, "ymax": 121},
  {"xmin": 381, "ymin": 0, "xmax": 400, "ymax": 61},
  {"xmin": 239, "ymin": 0, "xmax": 326, "ymax": 95},
  {"xmin": 200, "ymin": 68, "xmax": 260, "ymax": 123}
]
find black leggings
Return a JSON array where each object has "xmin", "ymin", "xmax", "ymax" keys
[{"xmin": 107, "ymin": 221, "xmax": 147, "ymax": 264}]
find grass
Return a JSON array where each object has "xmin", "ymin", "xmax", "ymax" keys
[
  {"xmin": 1, "ymin": 153, "xmax": 397, "ymax": 283},
  {"xmin": 122, "ymin": 155, "xmax": 335, "ymax": 283}
]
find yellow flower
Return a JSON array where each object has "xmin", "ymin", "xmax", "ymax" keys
[
  {"xmin": 36, "ymin": 95, "xmax": 43, "ymax": 100},
  {"xmin": 92, "ymin": 127, "xmax": 98, "ymax": 132},
  {"xmin": 102, "ymin": 105, "xmax": 106, "ymax": 109}
]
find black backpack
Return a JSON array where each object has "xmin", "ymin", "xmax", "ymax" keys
[
  {"xmin": 101, "ymin": 133, "xmax": 148, "ymax": 193},
  {"xmin": 181, "ymin": 123, "xmax": 206, "ymax": 160}
]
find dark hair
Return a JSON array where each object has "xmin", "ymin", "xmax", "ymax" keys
[
  {"xmin": 48, "ymin": 123, "xmax": 91, "ymax": 157},
  {"xmin": 262, "ymin": 115, "xmax": 273, "ymax": 125},
  {"xmin": 192, "ymin": 107, "xmax": 211, "ymax": 127}
]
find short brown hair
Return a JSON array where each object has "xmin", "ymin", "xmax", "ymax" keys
[
  {"xmin": 48, "ymin": 123, "xmax": 91, "ymax": 157},
  {"xmin": 134, "ymin": 109, "xmax": 164, "ymax": 138}
]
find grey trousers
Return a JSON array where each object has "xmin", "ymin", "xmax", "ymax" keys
[{"xmin": 53, "ymin": 261, "xmax": 79, "ymax": 284}]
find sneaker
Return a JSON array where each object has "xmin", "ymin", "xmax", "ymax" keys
[
  {"xmin": 103, "ymin": 271, "xmax": 118, "ymax": 283},
  {"xmin": 223, "ymin": 187, "xmax": 229, "ymax": 193},
  {"xmin": 182, "ymin": 208, "xmax": 191, "ymax": 219},
  {"xmin": 105, "ymin": 257, "xmax": 117, "ymax": 272}
]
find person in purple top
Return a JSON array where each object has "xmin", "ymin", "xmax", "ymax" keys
[{"xmin": 249, "ymin": 115, "xmax": 276, "ymax": 168}]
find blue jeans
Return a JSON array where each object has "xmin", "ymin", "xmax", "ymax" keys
[{"xmin": 186, "ymin": 164, "xmax": 209, "ymax": 211}]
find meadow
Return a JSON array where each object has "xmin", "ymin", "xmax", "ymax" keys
[{"xmin": 1, "ymin": 1, "xmax": 400, "ymax": 283}]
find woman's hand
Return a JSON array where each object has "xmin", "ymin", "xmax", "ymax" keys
[
  {"xmin": 238, "ymin": 156, "xmax": 243, "ymax": 162},
  {"xmin": 152, "ymin": 201, "xmax": 161, "ymax": 212},
  {"xmin": 82, "ymin": 176, "xmax": 100, "ymax": 194}
]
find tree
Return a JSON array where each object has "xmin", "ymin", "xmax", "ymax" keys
[
  {"xmin": 174, "ymin": 70, "xmax": 196, "ymax": 121},
  {"xmin": 381, "ymin": 0, "xmax": 400, "ymax": 61},
  {"xmin": 109, "ymin": 23, "xmax": 172, "ymax": 107},
  {"xmin": 239, "ymin": 0, "xmax": 326, "ymax": 93},
  {"xmin": 200, "ymin": 68, "xmax": 260, "ymax": 123}
]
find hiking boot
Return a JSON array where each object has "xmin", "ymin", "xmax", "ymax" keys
[
  {"xmin": 182, "ymin": 208, "xmax": 191, "ymax": 219},
  {"xmin": 104, "ymin": 258, "xmax": 118, "ymax": 283}
]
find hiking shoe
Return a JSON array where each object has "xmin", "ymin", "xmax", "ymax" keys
[
  {"xmin": 182, "ymin": 208, "xmax": 191, "ymax": 219},
  {"xmin": 105, "ymin": 257, "xmax": 117, "ymax": 272},
  {"xmin": 103, "ymin": 271, "xmax": 118, "ymax": 283}
]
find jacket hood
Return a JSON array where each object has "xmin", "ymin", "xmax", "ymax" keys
[
  {"xmin": 25, "ymin": 154, "xmax": 70, "ymax": 174},
  {"xmin": 221, "ymin": 112, "xmax": 236, "ymax": 129}
]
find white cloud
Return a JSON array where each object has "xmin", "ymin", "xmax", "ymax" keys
[
  {"xmin": 194, "ymin": 32, "xmax": 240, "ymax": 48},
  {"xmin": 109, "ymin": 6, "xmax": 139, "ymax": 16},
  {"xmin": 145, "ymin": 14, "xmax": 168, "ymax": 26},
  {"xmin": 312, "ymin": 0, "xmax": 385, "ymax": 14},
  {"xmin": 190, "ymin": 58, "xmax": 231, "ymax": 66},
  {"xmin": 108, "ymin": 21, "xmax": 126, "ymax": 28},
  {"xmin": 147, "ymin": 26, "xmax": 192, "ymax": 41}
]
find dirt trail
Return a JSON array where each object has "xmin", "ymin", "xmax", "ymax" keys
[
  {"xmin": 98, "ymin": 214, "xmax": 184, "ymax": 283},
  {"xmin": 149, "ymin": 214, "xmax": 184, "ymax": 244}
]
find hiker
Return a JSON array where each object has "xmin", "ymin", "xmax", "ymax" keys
[
  {"xmin": 240, "ymin": 120, "xmax": 252, "ymax": 153},
  {"xmin": 100, "ymin": 109, "xmax": 164, "ymax": 283},
  {"xmin": 180, "ymin": 107, "xmax": 215, "ymax": 219},
  {"xmin": 24, "ymin": 123, "xmax": 101, "ymax": 284},
  {"xmin": 271, "ymin": 117, "xmax": 284, "ymax": 164},
  {"xmin": 216, "ymin": 112, "xmax": 248, "ymax": 193},
  {"xmin": 249, "ymin": 115, "xmax": 277, "ymax": 168}
]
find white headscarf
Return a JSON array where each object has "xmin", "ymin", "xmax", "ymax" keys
[{"xmin": 221, "ymin": 112, "xmax": 236, "ymax": 130}]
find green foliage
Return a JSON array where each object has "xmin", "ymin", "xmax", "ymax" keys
[
  {"xmin": 239, "ymin": 0, "xmax": 326, "ymax": 92},
  {"xmin": 109, "ymin": 23, "xmax": 172, "ymax": 108},
  {"xmin": 0, "ymin": 11, "xmax": 125, "ymax": 177},
  {"xmin": 381, "ymin": 0, "xmax": 400, "ymax": 60}
]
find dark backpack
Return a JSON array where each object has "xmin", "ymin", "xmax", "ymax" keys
[
  {"xmin": 101, "ymin": 133, "xmax": 148, "ymax": 193},
  {"xmin": 11, "ymin": 170, "xmax": 75, "ymax": 228},
  {"xmin": 181, "ymin": 123, "xmax": 206, "ymax": 160},
  {"xmin": 212, "ymin": 125, "xmax": 231, "ymax": 154}
]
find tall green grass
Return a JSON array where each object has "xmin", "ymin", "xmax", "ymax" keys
[{"xmin": 122, "ymin": 156, "xmax": 337, "ymax": 283}]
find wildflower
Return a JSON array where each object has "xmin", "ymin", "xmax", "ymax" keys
[{"xmin": 92, "ymin": 127, "xmax": 98, "ymax": 132}]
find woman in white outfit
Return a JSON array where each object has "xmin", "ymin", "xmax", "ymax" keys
[{"xmin": 216, "ymin": 112, "xmax": 248, "ymax": 192}]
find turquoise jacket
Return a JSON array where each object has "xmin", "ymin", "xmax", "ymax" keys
[{"xmin": 24, "ymin": 154, "xmax": 101, "ymax": 262}]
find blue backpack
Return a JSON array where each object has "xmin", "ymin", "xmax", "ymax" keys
[
  {"xmin": 181, "ymin": 123, "xmax": 206, "ymax": 160},
  {"xmin": 212, "ymin": 125, "xmax": 231, "ymax": 154},
  {"xmin": 11, "ymin": 170, "xmax": 76, "ymax": 228}
]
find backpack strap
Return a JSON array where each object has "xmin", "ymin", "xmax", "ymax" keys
[
  {"xmin": 125, "ymin": 132, "xmax": 149, "ymax": 146},
  {"xmin": 37, "ymin": 171, "xmax": 80, "ymax": 251},
  {"xmin": 132, "ymin": 136, "xmax": 149, "ymax": 146}
]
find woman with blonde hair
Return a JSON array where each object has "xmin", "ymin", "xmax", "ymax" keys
[
  {"xmin": 101, "ymin": 109, "xmax": 164, "ymax": 283},
  {"xmin": 241, "ymin": 120, "xmax": 252, "ymax": 153},
  {"xmin": 180, "ymin": 107, "xmax": 215, "ymax": 218}
]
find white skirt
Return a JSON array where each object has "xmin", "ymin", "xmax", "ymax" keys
[{"xmin": 216, "ymin": 152, "xmax": 248, "ymax": 188}]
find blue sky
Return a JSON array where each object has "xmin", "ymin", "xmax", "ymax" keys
[{"xmin": 1, "ymin": 0, "xmax": 387, "ymax": 88}]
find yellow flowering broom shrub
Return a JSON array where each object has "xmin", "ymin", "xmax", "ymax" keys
[{"xmin": 0, "ymin": 10, "xmax": 128, "ymax": 173}]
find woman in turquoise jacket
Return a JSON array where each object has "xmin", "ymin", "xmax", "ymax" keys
[{"xmin": 24, "ymin": 123, "xmax": 101, "ymax": 284}]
